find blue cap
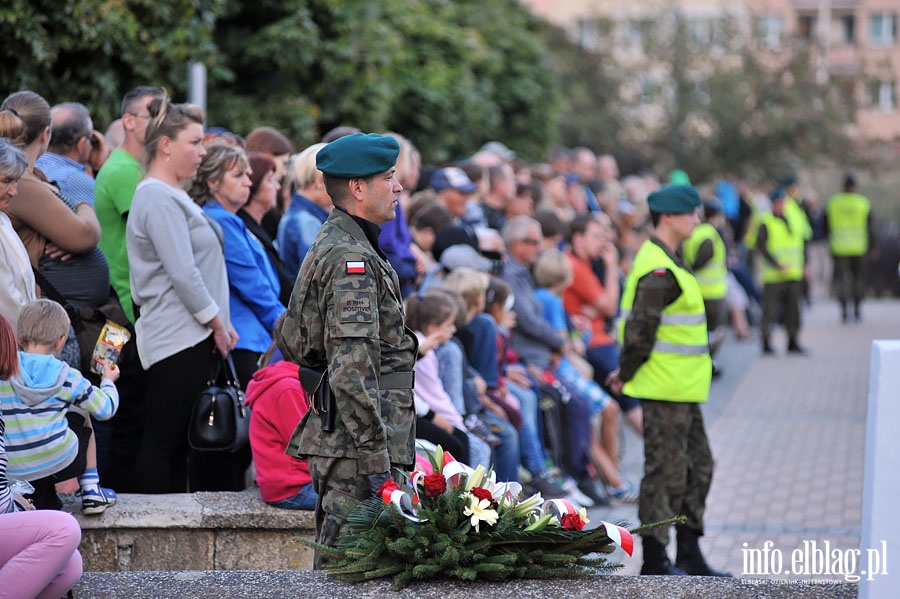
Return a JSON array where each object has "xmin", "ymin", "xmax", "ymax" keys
[
  {"xmin": 430, "ymin": 167, "xmax": 478, "ymax": 193},
  {"xmin": 648, "ymin": 184, "xmax": 701, "ymax": 214},
  {"xmin": 315, "ymin": 132, "xmax": 400, "ymax": 179}
]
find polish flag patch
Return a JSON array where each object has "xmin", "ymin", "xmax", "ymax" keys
[
  {"xmin": 652, "ymin": 268, "xmax": 667, "ymax": 276},
  {"xmin": 346, "ymin": 261, "xmax": 366, "ymax": 275}
]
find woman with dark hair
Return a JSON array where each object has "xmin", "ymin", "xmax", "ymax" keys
[
  {"xmin": 237, "ymin": 151, "xmax": 294, "ymax": 306},
  {"xmin": 126, "ymin": 94, "xmax": 238, "ymax": 493},
  {"xmin": 0, "ymin": 138, "xmax": 35, "ymax": 330},
  {"xmin": 187, "ymin": 144, "xmax": 285, "ymax": 390},
  {"xmin": 245, "ymin": 126, "xmax": 295, "ymax": 240}
]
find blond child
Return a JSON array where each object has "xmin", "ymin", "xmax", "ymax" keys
[{"xmin": 0, "ymin": 299, "xmax": 119, "ymax": 513}]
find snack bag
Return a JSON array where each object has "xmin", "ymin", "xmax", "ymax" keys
[{"xmin": 90, "ymin": 321, "xmax": 131, "ymax": 375}]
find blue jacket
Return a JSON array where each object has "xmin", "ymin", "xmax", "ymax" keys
[
  {"xmin": 204, "ymin": 201, "xmax": 285, "ymax": 354},
  {"xmin": 378, "ymin": 203, "xmax": 418, "ymax": 297},
  {"xmin": 277, "ymin": 193, "xmax": 329, "ymax": 278}
]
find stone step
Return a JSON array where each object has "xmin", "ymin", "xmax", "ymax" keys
[
  {"xmin": 75, "ymin": 570, "xmax": 857, "ymax": 598},
  {"xmin": 61, "ymin": 490, "xmax": 315, "ymax": 571}
]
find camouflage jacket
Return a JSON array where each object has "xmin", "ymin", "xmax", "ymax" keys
[{"xmin": 283, "ymin": 208, "xmax": 418, "ymax": 473}]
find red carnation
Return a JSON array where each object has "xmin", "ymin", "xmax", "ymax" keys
[
  {"xmin": 378, "ymin": 478, "xmax": 400, "ymax": 499},
  {"xmin": 560, "ymin": 512, "xmax": 586, "ymax": 531},
  {"xmin": 422, "ymin": 472, "xmax": 447, "ymax": 497},
  {"xmin": 471, "ymin": 487, "xmax": 493, "ymax": 503}
]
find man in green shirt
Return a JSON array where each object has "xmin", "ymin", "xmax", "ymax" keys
[{"xmin": 94, "ymin": 86, "xmax": 163, "ymax": 323}]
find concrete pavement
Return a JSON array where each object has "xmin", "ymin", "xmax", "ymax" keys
[{"xmin": 588, "ymin": 297, "xmax": 900, "ymax": 587}]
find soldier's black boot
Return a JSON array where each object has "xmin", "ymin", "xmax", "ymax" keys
[
  {"xmin": 787, "ymin": 338, "xmax": 807, "ymax": 355},
  {"xmin": 675, "ymin": 527, "xmax": 732, "ymax": 577},
  {"xmin": 640, "ymin": 537, "xmax": 687, "ymax": 575},
  {"xmin": 761, "ymin": 338, "xmax": 774, "ymax": 355}
]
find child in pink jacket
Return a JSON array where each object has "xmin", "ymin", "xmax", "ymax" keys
[{"xmin": 245, "ymin": 318, "xmax": 316, "ymax": 510}]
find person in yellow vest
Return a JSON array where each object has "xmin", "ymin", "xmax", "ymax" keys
[
  {"xmin": 780, "ymin": 175, "xmax": 813, "ymax": 304},
  {"xmin": 825, "ymin": 173, "xmax": 875, "ymax": 322},
  {"xmin": 757, "ymin": 187, "xmax": 807, "ymax": 355},
  {"xmin": 606, "ymin": 184, "xmax": 729, "ymax": 577},
  {"xmin": 683, "ymin": 198, "xmax": 728, "ymax": 376}
]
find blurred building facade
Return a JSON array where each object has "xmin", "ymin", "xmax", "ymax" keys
[{"xmin": 522, "ymin": 0, "xmax": 900, "ymax": 142}]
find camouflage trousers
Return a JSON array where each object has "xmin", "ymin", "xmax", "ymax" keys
[
  {"xmin": 308, "ymin": 456, "xmax": 369, "ymax": 569},
  {"xmin": 638, "ymin": 400, "xmax": 713, "ymax": 545},
  {"xmin": 308, "ymin": 456, "xmax": 408, "ymax": 569}
]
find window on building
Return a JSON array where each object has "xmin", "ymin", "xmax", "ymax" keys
[
  {"xmin": 622, "ymin": 19, "xmax": 651, "ymax": 55},
  {"xmin": 871, "ymin": 81, "xmax": 897, "ymax": 111},
  {"xmin": 869, "ymin": 13, "xmax": 898, "ymax": 45},
  {"xmin": 757, "ymin": 15, "xmax": 783, "ymax": 49},
  {"xmin": 797, "ymin": 15, "xmax": 816, "ymax": 41},
  {"xmin": 841, "ymin": 15, "xmax": 855, "ymax": 44},
  {"xmin": 577, "ymin": 18, "xmax": 600, "ymax": 50}
]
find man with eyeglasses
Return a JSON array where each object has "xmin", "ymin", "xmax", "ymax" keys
[
  {"xmin": 92, "ymin": 86, "xmax": 163, "ymax": 493},
  {"xmin": 94, "ymin": 86, "xmax": 163, "ymax": 324}
]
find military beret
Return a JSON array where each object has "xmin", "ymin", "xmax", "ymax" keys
[
  {"xmin": 315, "ymin": 132, "xmax": 400, "ymax": 178},
  {"xmin": 648, "ymin": 184, "xmax": 701, "ymax": 214},
  {"xmin": 770, "ymin": 186, "xmax": 787, "ymax": 202}
]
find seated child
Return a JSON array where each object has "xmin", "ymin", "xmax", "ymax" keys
[
  {"xmin": 406, "ymin": 289, "xmax": 491, "ymax": 470},
  {"xmin": 245, "ymin": 315, "xmax": 317, "ymax": 510},
  {"xmin": 0, "ymin": 299, "xmax": 120, "ymax": 513},
  {"xmin": 532, "ymin": 249, "xmax": 637, "ymax": 503}
]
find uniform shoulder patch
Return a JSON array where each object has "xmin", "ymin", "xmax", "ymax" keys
[
  {"xmin": 652, "ymin": 268, "xmax": 668, "ymax": 276},
  {"xmin": 338, "ymin": 290, "xmax": 373, "ymax": 324},
  {"xmin": 346, "ymin": 260, "xmax": 366, "ymax": 275}
]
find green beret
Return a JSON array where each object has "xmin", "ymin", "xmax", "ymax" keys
[
  {"xmin": 648, "ymin": 184, "xmax": 701, "ymax": 214},
  {"xmin": 316, "ymin": 132, "xmax": 400, "ymax": 178}
]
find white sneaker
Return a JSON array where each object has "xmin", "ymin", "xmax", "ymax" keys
[{"xmin": 562, "ymin": 477, "xmax": 594, "ymax": 508}]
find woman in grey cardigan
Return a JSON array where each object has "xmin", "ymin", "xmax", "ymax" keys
[{"xmin": 126, "ymin": 95, "xmax": 239, "ymax": 493}]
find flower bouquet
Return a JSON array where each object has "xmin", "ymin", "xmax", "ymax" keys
[{"xmin": 299, "ymin": 447, "xmax": 671, "ymax": 590}]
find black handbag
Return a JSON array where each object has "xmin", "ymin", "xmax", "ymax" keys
[{"xmin": 188, "ymin": 352, "xmax": 250, "ymax": 453}]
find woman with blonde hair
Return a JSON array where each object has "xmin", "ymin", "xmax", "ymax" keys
[
  {"xmin": 126, "ymin": 94, "xmax": 238, "ymax": 493},
  {"xmin": 276, "ymin": 142, "xmax": 329, "ymax": 277},
  {"xmin": 188, "ymin": 144, "xmax": 285, "ymax": 390}
]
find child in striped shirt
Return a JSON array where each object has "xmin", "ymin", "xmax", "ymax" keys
[{"xmin": 0, "ymin": 299, "xmax": 119, "ymax": 513}]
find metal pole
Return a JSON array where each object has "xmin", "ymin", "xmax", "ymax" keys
[{"xmin": 188, "ymin": 62, "xmax": 207, "ymax": 115}]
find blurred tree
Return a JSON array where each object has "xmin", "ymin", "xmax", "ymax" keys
[
  {"xmin": 211, "ymin": 0, "xmax": 559, "ymax": 162},
  {"xmin": 0, "ymin": 0, "xmax": 220, "ymax": 127},
  {"xmin": 544, "ymin": 10, "xmax": 855, "ymax": 181}
]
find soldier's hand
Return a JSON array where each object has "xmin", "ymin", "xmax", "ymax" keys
[{"xmin": 366, "ymin": 472, "xmax": 392, "ymax": 497}]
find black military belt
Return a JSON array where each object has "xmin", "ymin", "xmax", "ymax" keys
[{"xmin": 380, "ymin": 371, "xmax": 415, "ymax": 390}]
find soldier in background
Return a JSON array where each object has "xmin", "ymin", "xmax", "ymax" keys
[
  {"xmin": 825, "ymin": 173, "xmax": 875, "ymax": 322},
  {"xmin": 607, "ymin": 184, "xmax": 730, "ymax": 577},
  {"xmin": 282, "ymin": 133, "xmax": 418, "ymax": 565}
]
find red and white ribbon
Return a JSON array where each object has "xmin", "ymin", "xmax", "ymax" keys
[{"xmin": 598, "ymin": 520, "xmax": 634, "ymax": 557}]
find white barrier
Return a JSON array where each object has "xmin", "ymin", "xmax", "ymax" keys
[{"xmin": 861, "ymin": 341, "xmax": 900, "ymax": 598}]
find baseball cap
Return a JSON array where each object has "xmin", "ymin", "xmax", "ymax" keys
[
  {"xmin": 440, "ymin": 244, "xmax": 494, "ymax": 273},
  {"xmin": 430, "ymin": 167, "xmax": 478, "ymax": 194}
]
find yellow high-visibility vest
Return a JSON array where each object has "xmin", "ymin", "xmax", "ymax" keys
[
  {"xmin": 683, "ymin": 223, "xmax": 727, "ymax": 300},
  {"xmin": 759, "ymin": 214, "xmax": 804, "ymax": 283},
  {"xmin": 619, "ymin": 241, "xmax": 711, "ymax": 403},
  {"xmin": 826, "ymin": 192, "xmax": 870, "ymax": 257}
]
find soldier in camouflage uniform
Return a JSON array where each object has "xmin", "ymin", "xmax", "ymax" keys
[
  {"xmin": 607, "ymin": 185, "xmax": 730, "ymax": 577},
  {"xmin": 281, "ymin": 133, "xmax": 418, "ymax": 566}
]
